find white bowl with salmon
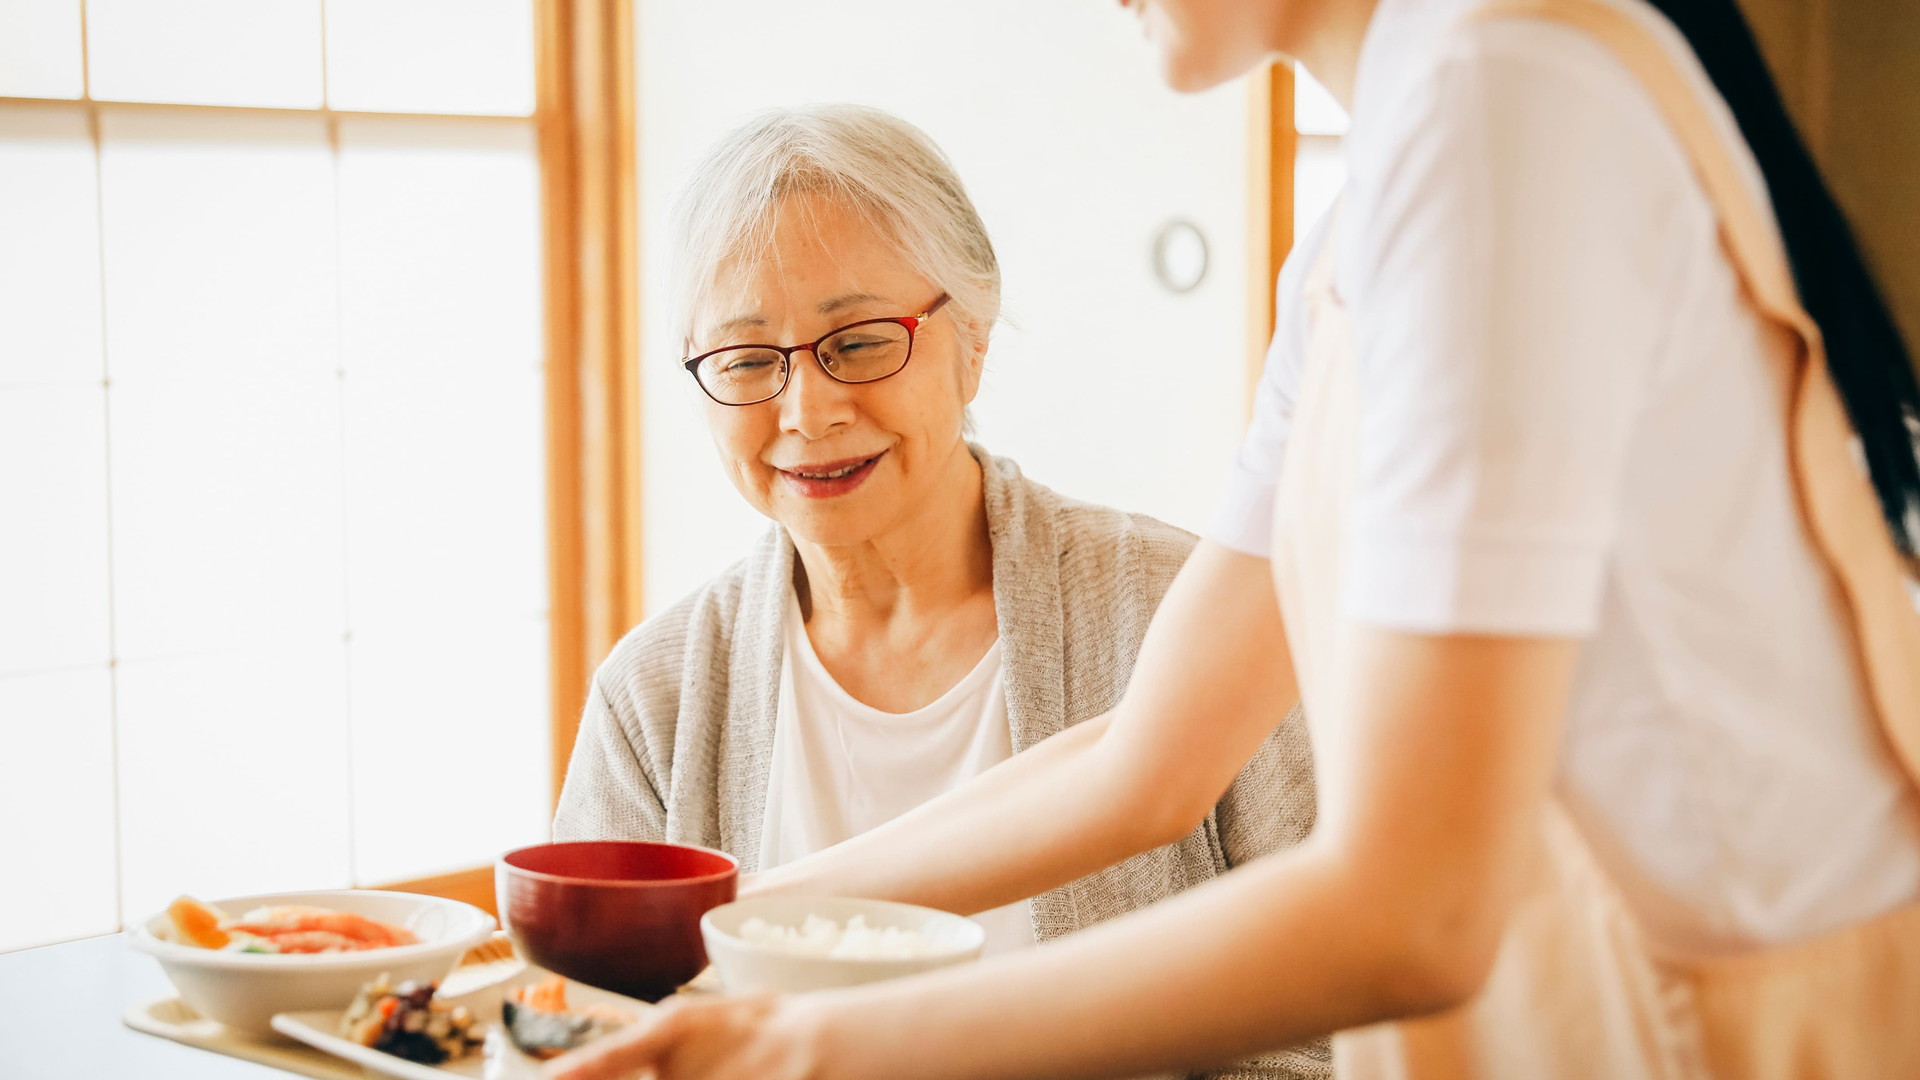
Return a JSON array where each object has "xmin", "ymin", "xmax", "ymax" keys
[{"xmin": 128, "ymin": 889, "xmax": 496, "ymax": 1036}]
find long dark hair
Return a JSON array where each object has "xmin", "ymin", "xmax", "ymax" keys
[{"xmin": 1645, "ymin": 0, "xmax": 1920, "ymax": 564}]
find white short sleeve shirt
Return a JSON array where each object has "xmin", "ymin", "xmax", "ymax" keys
[{"xmin": 1213, "ymin": 0, "xmax": 1920, "ymax": 952}]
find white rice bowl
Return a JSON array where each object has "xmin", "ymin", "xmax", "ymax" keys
[{"xmin": 701, "ymin": 896, "xmax": 984, "ymax": 993}]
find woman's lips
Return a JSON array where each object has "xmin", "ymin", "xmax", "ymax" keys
[{"xmin": 777, "ymin": 452, "xmax": 886, "ymax": 499}]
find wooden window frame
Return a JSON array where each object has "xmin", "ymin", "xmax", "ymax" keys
[
  {"xmin": 1246, "ymin": 62, "xmax": 1298, "ymax": 415},
  {"xmin": 534, "ymin": 0, "xmax": 643, "ymax": 819}
]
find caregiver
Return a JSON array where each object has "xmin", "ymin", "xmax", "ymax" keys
[{"xmin": 557, "ymin": 0, "xmax": 1920, "ymax": 1077}]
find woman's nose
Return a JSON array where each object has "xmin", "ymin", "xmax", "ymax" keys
[{"xmin": 779, "ymin": 348, "xmax": 855, "ymax": 437}]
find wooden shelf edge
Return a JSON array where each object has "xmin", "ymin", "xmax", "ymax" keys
[{"xmin": 373, "ymin": 866, "xmax": 498, "ymax": 918}]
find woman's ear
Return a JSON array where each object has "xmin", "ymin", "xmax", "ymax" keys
[{"xmin": 957, "ymin": 322, "xmax": 989, "ymax": 405}]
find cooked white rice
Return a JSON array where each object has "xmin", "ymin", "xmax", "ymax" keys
[{"xmin": 736, "ymin": 914, "xmax": 948, "ymax": 960}]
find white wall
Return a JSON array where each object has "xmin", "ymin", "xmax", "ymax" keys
[{"xmin": 636, "ymin": 1, "xmax": 1254, "ymax": 614}]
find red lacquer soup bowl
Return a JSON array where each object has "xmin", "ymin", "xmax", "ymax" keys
[{"xmin": 497, "ymin": 841, "xmax": 739, "ymax": 1001}]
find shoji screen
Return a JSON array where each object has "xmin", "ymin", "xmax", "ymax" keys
[{"xmin": 0, "ymin": 0, "xmax": 550, "ymax": 953}]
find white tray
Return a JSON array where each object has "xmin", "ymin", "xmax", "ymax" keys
[
  {"xmin": 123, "ymin": 936, "xmax": 529, "ymax": 1080},
  {"xmin": 125, "ymin": 994, "xmax": 366, "ymax": 1080}
]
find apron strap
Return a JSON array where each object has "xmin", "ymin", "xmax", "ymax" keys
[{"xmin": 1466, "ymin": 0, "xmax": 1920, "ymax": 791}]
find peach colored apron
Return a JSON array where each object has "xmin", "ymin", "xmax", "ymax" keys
[{"xmin": 1269, "ymin": 0, "xmax": 1920, "ymax": 1076}]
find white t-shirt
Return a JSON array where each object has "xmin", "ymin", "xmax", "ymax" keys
[
  {"xmin": 1213, "ymin": 0, "xmax": 1920, "ymax": 953},
  {"xmin": 758, "ymin": 590, "xmax": 1036, "ymax": 956}
]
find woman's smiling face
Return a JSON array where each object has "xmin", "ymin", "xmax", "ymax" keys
[{"xmin": 691, "ymin": 193, "xmax": 984, "ymax": 548}]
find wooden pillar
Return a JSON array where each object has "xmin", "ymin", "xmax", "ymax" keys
[
  {"xmin": 1246, "ymin": 62, "xmax": 1298, "ymax": 414},
  {"xmin": 537, "ymin": 0, "xmax": 643, "ymax": 808}
]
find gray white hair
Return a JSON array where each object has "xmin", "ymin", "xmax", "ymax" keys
[{"xmin": 670, "ymin": 104, "xmax": 1001, "ymax": 358}]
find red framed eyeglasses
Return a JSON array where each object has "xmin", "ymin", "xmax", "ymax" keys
[{"xmin": 682, "ymin": 294, "xmax": 951, "ymax": 406}]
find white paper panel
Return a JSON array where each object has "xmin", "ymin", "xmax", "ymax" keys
[
  {"xmin": 1294, "ymin": 64, "xmax": 1350, "ymax": 136},
  {"xmin": 0, "ymin": 107, "xmax": 102, "ymax": 386},
  {"xmin": 85, "ymin": 0, "xmax": 322, "ymax": 108},
  {"xmin": 634, "ymin": 0, "xmax": 1251, "ymax": 613},
  {"xmin": 0, "ymin": 0, "xmax": 84, "ymax": 99},
  {"xmin": 1295, "ymin": 136, "xmax": 1347, "ymax": 243},
  {"xmin": 114, "ymin": 645, "xmax": 351, "ymax": 921},
  {"xmin": 108, "ymin": 376, "xmax": 346, "ymax": 662},
  {"xmin": 0, "ymin": 387, "xmax": 110, "ymax": 676},
  {"xmin": 0, "ymin": 667, "xmax": 118, "ymax": 951},
  {"xmin": 325, "ymin": 0, "xmax": 535, "ymax": 116},
  {"xmin": 348, "ymin": 618, "xmax": 549, "ymax": 884},
  {"xmin": 335, "ymin": 116, "xmax": 546, "ymax": 885},
  {"xmin": 344, "ymin": 369, "xmax": 546, "ymax": 630},
  {"xmin": 98, "ymin": 110, "xmax": 335, "ymax": 384},
  {"xmin": 336, "ymin": 118, "xmax": 540, "ymax": 380}
]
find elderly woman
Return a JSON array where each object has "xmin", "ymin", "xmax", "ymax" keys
[{"xmin": 551, "ymin": 105, "xmax": 1321, "ymax": 1078}]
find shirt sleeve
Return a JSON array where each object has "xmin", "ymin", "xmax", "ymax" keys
[
  {"xmin": 1208, "ymin": 211, "xmax": 1337, "ymax": 557},
  {"xmin": 1342, "ymin": 24, "xmax": 1688, "ymax": 636}
]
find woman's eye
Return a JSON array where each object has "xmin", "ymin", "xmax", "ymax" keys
[{"xmin": 716, "ymin": 355, "xmax": 773, "ymax": 375}]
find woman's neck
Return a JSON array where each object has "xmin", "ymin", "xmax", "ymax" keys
[
  {"xmin": 1287, "ymin": 0, "xmax": 1382, "ymax": 112},
  {"xmin": 790, "ymin": 442, "xmax": 993, "ymax": 632}
]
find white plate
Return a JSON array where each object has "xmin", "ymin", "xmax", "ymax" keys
[{"xmin": 272, "ymin": 966, "xmax": 653, "ymax": 1080}]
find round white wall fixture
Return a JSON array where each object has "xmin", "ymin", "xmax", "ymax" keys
[{"xmin": 1151, "ymin": 219, "xmax": 1210, "ymax": 294}]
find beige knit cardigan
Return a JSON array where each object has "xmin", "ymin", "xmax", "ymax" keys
[{"xmin": 553, "ymin": 449, "xmax": 1327, "ymax": 1079}]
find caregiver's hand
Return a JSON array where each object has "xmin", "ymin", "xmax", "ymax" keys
[{"xmin": 545, "ymin": 993, "xmax": 824, "ymax": 1080}]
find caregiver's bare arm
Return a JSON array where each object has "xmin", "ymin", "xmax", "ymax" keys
[
  {"xmin": 745, "ymin": 539, "xmax": 1301, "ymax": 916},
  {"xmin": 555, "ymin": 629, "xmax": 1579, "ymax": 1080}
]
